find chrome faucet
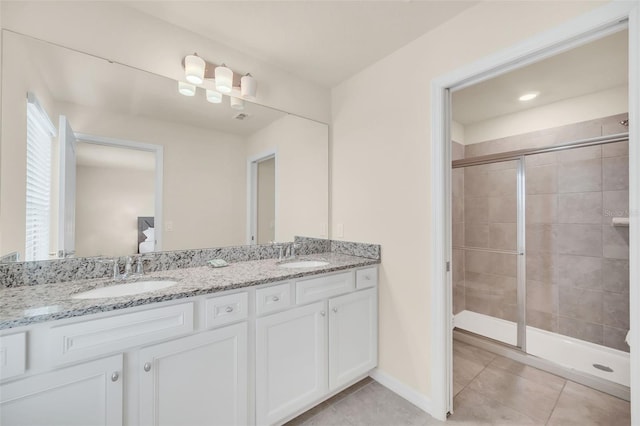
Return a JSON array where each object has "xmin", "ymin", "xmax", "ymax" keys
[
  {"xmin": 102, "ymin": 256, "xmax": 143, "ymax": 281},
  {"xmin": 271, "ymin": 242, "xmax": 302, "ymax": 262},
  {"xmin": 271, "ymin": 242, "xmax": 286, "ymax": 262},
  {"xmin": 286, "ymin": 243, "xmax": 302, "ymax": 259}
]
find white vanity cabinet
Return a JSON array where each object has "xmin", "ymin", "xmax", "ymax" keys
[
  {"xmin": 256, "ymin": 301, "xmax": 328, "ymax": 425},
  {"xmin": 328, "ymin": 288, "xmax": 377, "ymax": 390},
  {"xmin": 0, "ymin": 354, "xmax": 123, "ymax": 426},
  {"xmin": 256, "ymin": 267, "xmax": 378, "ymax": 426},
  {"xmin": 138, "ymin": 322, "xmax": 248, "ymax": 426},
  {"xmin": 0, "ymin": 263, "xmax": 378, "ymax": 426}
]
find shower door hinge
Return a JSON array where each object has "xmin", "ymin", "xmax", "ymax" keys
[{"xmin": 446, "ymin": 261, "xmax": 451, "ymax": 272}]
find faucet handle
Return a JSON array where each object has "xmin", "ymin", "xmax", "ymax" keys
[
  {"xmin": 97, "ymin": 258, "xmax": 120, "ymax": 280},
  {"xmin": 134, "ymin": 257, "xmax": 144, "ymax": 275}
]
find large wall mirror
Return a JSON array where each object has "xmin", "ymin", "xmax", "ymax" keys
[{"xmin": 0, "ymin": 30, "xmax": 329, "ymax": 262}]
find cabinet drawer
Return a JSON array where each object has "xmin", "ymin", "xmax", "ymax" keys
[
  {"xmin": 0, "ymin": 332, "xmax": 26, "ymax": 380},
  {"xmin": 50, "ymin": 303, "xmax": 194, "ymax": 364},
  {"xmin": 256, "ymin": 283, "xmax": 292, "ymax": 316},
  {"xmin": 356, "ymin": 267, "xmax": 378, "ymax": 289},
  {"xmin": 205, "ymin": 292, "xmax": 248, "ymax": 328},
  {"xmin": 296, "ymin": 272, "xmax": 354, "ymax": 304}
]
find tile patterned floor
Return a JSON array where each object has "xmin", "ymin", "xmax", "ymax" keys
[{"xmin": 286, "ymin": 340, "xmax": 631, "ymax": 425}]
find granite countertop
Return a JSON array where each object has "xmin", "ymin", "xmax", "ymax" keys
[{"xmin": 0, "ymin": 253, "xmax": 378, "ymax": 330}]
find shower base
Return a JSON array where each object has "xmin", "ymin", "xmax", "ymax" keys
[{"xmin": 454, "ymin": 310, "xmax": 630, "ymax": 387}]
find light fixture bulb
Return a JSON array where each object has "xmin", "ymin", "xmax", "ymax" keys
[
  {"xmin": 215, "ymin": 64, "xmax": 233, "ymax": 94},
  {"xmin": 184, "ymin": 54, "xmax": 205, "ymax": 85},
  {"xmin": 518, "ymin": 91, "xmax": 540, "ymax": 101},
  {"xmin": 241, "ymin": 73, "xmax": 257, "ymax": 99},
  {"xmin": 230, "ymin": 96, "xmax": 244, "ymax": 111},
  {"xmin": 206, "ymin": 89, "xmax": 222, "ymax": 104},
  {"xmin": 178, "ymin": 81, "xmax": 196, "ymax": 97}
]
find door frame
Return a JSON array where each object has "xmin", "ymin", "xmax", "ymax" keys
[
  {"xmin": 246, "ymin": 149, "xmax": 277, "ymax": 245},
  {"xmin": 75, "ymin": 133, "xmax": 164, "ymax": 251},
  {"xmin": 430, "ymin": 1, "xmax": 639, "ymax": 421}
]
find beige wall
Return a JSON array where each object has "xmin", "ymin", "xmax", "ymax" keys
[
  {"xmin": 331, "ymin": 0, "xmax": 606, "ymax": 398},
  {"xmin": 76, "ymin": 165, "xmax": 154, "ymax": 257},
  {"xmin": 56, "ymin": 102, "xmax": 248, "ymax": 251},
  {"xmin": 247, "ymin": 114, "xmax": 329, "ymax": 242},
  {"xmin": 463, "ymin": 85, "xmax": 629, "ymax": 144},
  {"xmin": 0, "ymin": 1, "xmax": 330, "ymax": 123}
]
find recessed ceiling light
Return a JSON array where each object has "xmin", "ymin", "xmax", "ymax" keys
[{"xmin": 519, "ymin": 92, "xmax": 540, "ymax": 101}]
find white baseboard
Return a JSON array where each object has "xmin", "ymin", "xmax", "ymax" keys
[{"xmin": 368, "ymin": 368, "xmax": 435, "ymax": 418}]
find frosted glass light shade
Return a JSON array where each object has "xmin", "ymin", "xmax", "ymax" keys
[
  {"xmin": 206, "ymin": 89, "xmax": 222, "ymax": 104},
  {"xmin": 241, "ymin": 73, "xmax": 257, "ymax": 99},
  {"xmin": 230, "ymin": 96, "xmax": 244, "ymax": 110},
  {"xmin": 215, "ymin": 64, "xmax": 233, "ymax": 94},
  {"xmin": 184, "ymin": 55, "xmax": 205, "ymax": 85},
  {"xmin": 178, "ymin": 81, "xmax": 196, "ymax": 96}
]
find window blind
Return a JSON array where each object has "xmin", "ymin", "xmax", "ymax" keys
[{"xmin": 25, "ymin": 93, "xmax": 56, "ymax": 261}]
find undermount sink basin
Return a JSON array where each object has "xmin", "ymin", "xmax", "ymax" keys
[
  {"xmin": 72, "ymin": 280, "xmax": 178, "ymax": 299},
  {"xmin": 279, "ymin": 260, "xmax": 329, "ymax": 269}
]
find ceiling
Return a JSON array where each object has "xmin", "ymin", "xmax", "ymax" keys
[
  {"xmin": 76, "ymin": 143, "xmax": 156, "ymax": 171},
  {"xmin": 452, "ymin": 29, "xmax": 629, "ymax": 125},
  {"xmin": 124, "ymin": 1, "xmax": 479, "ymax": 88}
]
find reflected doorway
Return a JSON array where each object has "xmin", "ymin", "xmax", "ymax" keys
[{"xmin": 248, "ymin": 151, "xmax": 277, "ymax": 245}]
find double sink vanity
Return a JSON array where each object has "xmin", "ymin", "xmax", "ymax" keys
[{"xmin": 0, "ymin": 242, "xmax": 380, "ymax": 426}]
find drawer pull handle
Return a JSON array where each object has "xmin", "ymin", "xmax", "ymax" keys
[
  {"xmin": 364, "ymin": 275, "xmax": 371, "ymax": 280},
  {"xmin": 111, "ymin": 371, "xmax": 119, "ymax": 382},
  {"xmin": 225, "ymin": 306, "xmax": 234, "ymax": 313},
  {"xmin": 143, "ymin": 362, "xmax": 152, "ymax": 372},
  {"xmin": 272, "ymin": 296, "xmax": 280, "ymax": 302},
  {"xmin": 332, "ymin": 307, "xmax": 338, "ymax": 313},
  {"xmin": 320, "ymin": 311, "xmax": 326, "ymax": 317}
]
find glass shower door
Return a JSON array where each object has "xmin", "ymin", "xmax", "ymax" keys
[
  {"xmin": 452, "ymin": 158, "xmax": 524, "ymax": 348},
  {"xmin": 524, "ymin": 144, "xmax": 631, "ymax": 384}
]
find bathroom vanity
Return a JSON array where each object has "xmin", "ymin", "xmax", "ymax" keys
[{"xmin": 0, "ymin": 254, "xmax": 378, "ymax": 426}]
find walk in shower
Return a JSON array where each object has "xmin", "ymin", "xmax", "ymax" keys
[{"xmin": 451, "ymin": 118, "xmax": 631, "ymax": 388}]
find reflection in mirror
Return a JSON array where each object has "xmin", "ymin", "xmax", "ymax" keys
[{"xmin": 0, "ymin": 30, "xmax": 329, "ymax": 261}]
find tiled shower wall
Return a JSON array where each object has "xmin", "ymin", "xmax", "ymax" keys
[
  {"xmin": 452, "ymin": 142, "xmax": 465, "ymax": 315},
  {"xmin": 452, "ymin": 113, "xmax": 630, "ymax": 352}
]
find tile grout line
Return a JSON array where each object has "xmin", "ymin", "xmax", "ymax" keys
[
  {"xmin": 544, "ymin": 379, "xmax": 567, "ymax": 425},
  {"xmin": 471, "ymin": 355, "xmax": 565, "ymax": 425},
  {"xmin": 453, "ymin": 352, "xmax": 497, "ymax": 398},
  {"xmin": 302, "ymin": 382, "xmax": 373, "ymax": 426}
]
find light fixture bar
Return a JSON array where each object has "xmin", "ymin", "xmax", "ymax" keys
[{"xmin": 181, "ymin": 57, "xmax": 244, "ymax": 87}]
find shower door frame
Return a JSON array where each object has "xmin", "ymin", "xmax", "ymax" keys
[
  {"xmin": 452, "ymin": 134, "xmax": 631, "ymax": 353},
  {"xmin": 451, "ymin": 156, "xmax": 527, "ymax": 351},
  {"xmin": 429, "ymin": 2, "xmax": 639, "ymax": 422}
]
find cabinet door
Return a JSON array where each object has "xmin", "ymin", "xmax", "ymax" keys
[
  {"xmin": 329, "ymin": 288, "xmax": 377, "ymax": 390},
  {"xmin": 139, "ymin": 322, "xmax": 247, "ymax": 426},
  {"xmin": 0, "ymin": 354, "xmax": 123, "ymax": 426},
  {"xmin": 256, "ymin": 301, "xmax": 327, "ymax": 425}
]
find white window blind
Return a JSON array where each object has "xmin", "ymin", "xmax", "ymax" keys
[{"xmin": 25, "ymin": 93, "xmax": 56, "ymax": 261}]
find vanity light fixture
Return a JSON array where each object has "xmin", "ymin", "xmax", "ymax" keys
[
  {"xmin": 179, "ymin": 55, "xmax": 257, "ymax": 110},
  {"xmin": 178, "ymin": 81, "xmax": 196, "ymax": 97},
  {"xmin": 206, "ymin": 89, "xmax": 223, "ymax": 104},
  {"xmin": 215, "ymin": 64, "xmax": 234, "ymax": 94},
  {"xmin": 518, "ymin": 91, "xmax": 540, "ymax": 101},
  {"xmin": 241, "ymin": 73, "xmax": 257, "ymax": 100},
  {"xmin": 230, "ymin": 96, "xmax": 245, "ymax": 111},
  {"xmin": 184, "ymin": 54, "xmax": 206, "ymax": 85}
]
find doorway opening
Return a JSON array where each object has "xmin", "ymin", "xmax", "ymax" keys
[
  {"xmin": 248, "ymin": 151, "xmax": 277, "ymax": 245},
  {"xmin": 72, "ymin": 133, "xmax": 163, "ymax": 257},
  {"xmin": 429, "ymin": 2, "xmax": 638, "ymax": 421}
]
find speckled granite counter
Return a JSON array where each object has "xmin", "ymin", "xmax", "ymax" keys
[{"xmin": 0, "ymin": 253, "xmax": 378, "ymax": 330}]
